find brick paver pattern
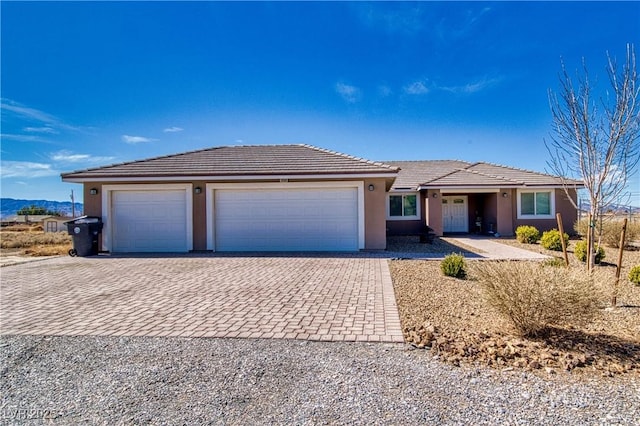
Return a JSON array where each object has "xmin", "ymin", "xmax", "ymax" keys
[{"xmin": 0, "ymin": 256, "xmax": 404, "ymax": 343}]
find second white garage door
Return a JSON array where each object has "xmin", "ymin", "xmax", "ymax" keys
[
  {"xmin": 111, "ymin": 189, "xmax": 189, "ymax": 252},
  {"xmin": 214, "ymin": 187, "xmax": 359, "ymax": 251}
]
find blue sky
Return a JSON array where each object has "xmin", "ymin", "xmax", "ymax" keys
[{"xmin": 1, "ymin": 1, "xmax": 639, "ymax": 205}]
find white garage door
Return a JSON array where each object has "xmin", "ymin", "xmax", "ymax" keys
[
  {"xmin": 214, "ymin": 187, "xmax": 359, "ymax": 251},
  {"xmin": 111, "ymin": 190, "xmax": 188, "ymax": 252}
]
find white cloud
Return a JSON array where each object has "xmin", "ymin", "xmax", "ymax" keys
[
  {"xmin": 0, "ymin": 133, "xmax": 52, "ymax": 143},
  {"xmin": 24, "ymin": 126, "xmax": 59, "ymax": 134},
  {"xmin": 50, "ymin": 150, "xmax": 115, "ymax": 164},
  {"xmin": 0, "ymin": 161, "xmax": 59, "ymax": 178},
  {"xmin": 0, "ymin": 98, "xmax": 81, "ymax": 132},
  {"xmin": 438, "ymin": 76, "xmax": 502, "ymax": 94},
  {"xmin": 163, "ymin": 126, "xmax": 184, "ymax": 133},
  {"xmin": 404, "ymin": 81, "xmax": 430, "ymax": 95},
  {"xmin": 335, "ymin": 82, "xmax": 362, "ymax": 103},
  {"xmin": 377, "ymin": 85, "xmax": 393, "ymax": 97},
  {"xmin": 122, "ymin": 135, "xmax": 158, "ymax": 144},
  {"xmin": 353, "ymin": 3, "xmax": 426, "ymax": 35}
]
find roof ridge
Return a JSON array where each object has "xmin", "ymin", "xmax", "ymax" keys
[
  {"xmin": 457, "ymin": 167, "xmax": 524, "ymax": 185},
  {"xmin": 383, "ymin": 159, "xmax": 471, "ymax": 164},
  {"xmin": 473, "ymin": 161, "xmax": 561, "ymax": 178},
  {"xmin": 421, "ymin": 168, "xmax": 461, "ymax": 184},
  {"xmin": 300, "ymin": 144, "xmax": 399, "ymax": 171}
]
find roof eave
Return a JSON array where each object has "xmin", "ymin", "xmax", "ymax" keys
[{"xmin": 61, "ymin": 171, "xmax": 398, "ymax": 183}]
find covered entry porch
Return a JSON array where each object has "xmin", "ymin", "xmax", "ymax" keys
[{"xmin": 424, "ymin": 189, "xmax": 515, "ymax": 237}]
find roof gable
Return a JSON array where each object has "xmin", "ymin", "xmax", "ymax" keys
[
  {"xmin": 385, "ymin": 160, "xmax": 581, "ymax": 190},
  {"xmin": 62, "ymin": 144, "xmax": 399, "ymax": 181}
]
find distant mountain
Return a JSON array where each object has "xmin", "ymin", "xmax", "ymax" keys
[{"xmin": 0, "ymin": 198, "xmax": 83, "ymax": 219}]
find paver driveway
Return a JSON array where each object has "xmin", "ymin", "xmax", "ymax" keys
[{"xmin": 0, "ymin": 255, "xmax": 403, "ymax": 343}]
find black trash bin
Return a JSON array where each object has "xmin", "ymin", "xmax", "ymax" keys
[{"xmin": 65, "ymin": 216, "xmax": 103, "ymax": 257}]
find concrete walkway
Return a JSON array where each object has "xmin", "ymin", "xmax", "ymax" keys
[
  {"xmin": 0, "ymin": 255, "xmax": 404, "ymax": 343},
  {"xmin": 449, "ymin": 237, "xmax": 550, "ymax": 260}
]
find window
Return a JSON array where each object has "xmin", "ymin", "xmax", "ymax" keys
[
  {"xmin": 388, "ymin": 193, "xmax": 419, "ymax": 220},
  {"xmin": 518, "ymin": 190, "xmax": 554, "ymax": 218}
]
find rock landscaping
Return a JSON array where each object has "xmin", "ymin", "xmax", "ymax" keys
[{"xmin": 390, "ymin": 238, "xmax": 640, "ymax": 377}]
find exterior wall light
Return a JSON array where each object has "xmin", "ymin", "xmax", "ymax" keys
[
  {"xmin": 432, "ymin": 192, "xmax": 438, "ymax": 198},
  {"xmin": 194, "ymin": 187, "xmax": 202, "ymax": 194},
  {"xmin": 502, "ymin": 192, "xmax": 508, "ymax": 198},
  {"xmin": 89, "ymin": 188, "xmax": 99, "ymax": 195},
  {"xmin": 368, "ymin": 184, "xmax": 375, "ymax": 191}
]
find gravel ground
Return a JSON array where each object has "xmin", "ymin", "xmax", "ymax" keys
[{"xmin": 1, "ymin": 335, "xmax": 639, "ymax": 425}]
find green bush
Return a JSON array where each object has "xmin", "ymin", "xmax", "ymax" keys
[
  {"xmin": 540, "ymin": 229, "xmax": 569, "ymax": 251},
  {"xmin": 441, "ymin": 253, "xmax": 466, "ymax": 279},
  {"xmin": 629, "ymin": 265, "xmax": 640, "ymax": 286},
  {"xmin": 574, "ymin": 218, "xmax": 640, "ymax": 248},
  {"xmin": 515, "ymin": 225, "xmax": 540, "ymax": 244},
  {"xmin": 574, "ymin": 240, "xmax": 605, "ymax": 264},
  {"xmin": 543, "ymin": 257, "xmax": 566, "ymax": 268}
]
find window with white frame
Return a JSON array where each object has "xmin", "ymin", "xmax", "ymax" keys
[
  {"xmin": 387, "ymin": 193, "xmax": 419, "ymax": 220},
  {"xmin": 517, "ymin": 190, "xmax": 554, "ymax": 218}
]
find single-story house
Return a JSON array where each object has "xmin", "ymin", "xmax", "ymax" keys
[
  {"xmin": 61, "ymin": 144, "xmax": 580, "ymax": 253},
  {"xmin": 1, "ymin": 215, "xmax": 59, "ymax": 228},
  {"xmin": 43, "ymin": 216, "xmax": 72, "ymax": 233}
]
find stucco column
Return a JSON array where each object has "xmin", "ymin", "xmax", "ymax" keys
[
  {"xmin": 192, "ymin": 181, "xmax": 208, "ymax": 251},
  {"xmin": 426, "ymin": 190, "xmax": 443, "ymax": 236},
  {"xmin": 364, "ymin": 178, "xmax": 387, "ymax": 250},
  {"xmin": 496, "ymin": 188, "xmax": 514, "ymax": 236}
]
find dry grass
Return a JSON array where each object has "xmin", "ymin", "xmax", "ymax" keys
[
  {"xmin": 495, "ymin": 238, "xmax": 640, "ymax": 283},
  {"xmin": 575, "ymin": 217, "xmax": 640, "ymax": 248},
  {"xmin": 0, "ymin": 228, "xmax": 71, "ymax": 257}
]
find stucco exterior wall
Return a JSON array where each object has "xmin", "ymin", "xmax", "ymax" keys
[
  {"xmin": 83, "ymin": 184, "xmax": 102, "ymax": 217},
  {"xmin": 192, "ymin": 181, "xmax": 208, "ymax": 251},
  {"xmin": 363, "ymin": 178, "xmax": 388, "ymax": 250},
  {"xmin": 513, "ymin": 188, "xmax": 578, "ymax": 235},
  {"xmin": 497, "ymin": 189, "xmax": 514, "ymax": 236},
  {"xmin": 425, "ymin": 190, "xmax": 443, "ymax": 236},
  {"xmin": 385, "ymin": 191, "xmax": 434, "ymax": 236}
]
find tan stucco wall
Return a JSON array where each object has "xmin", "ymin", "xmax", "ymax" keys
[
  {"xmin": 363, "ymin": 178, "xmax": 388, "ymax": 250},
  {"xmin": 83, "ymin": 184, "xmax": 102, "ymax": 217},
  {"xmin": 513, "ymin": 188, "xmax": 578, "ymax": 235},
  {"xmin": 497, "ymin": 189, "xmax": 514, "ymax": 236},
  {"xmin": 192, "ymin": 181, "xmax": 208, "ymax": 251},
  {"xmin": 426, "ymin": 190, "xmax": 443, "ymax": 236}
]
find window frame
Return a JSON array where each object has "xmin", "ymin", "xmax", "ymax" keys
[
  {"xmin": 517, "ymin": 189, "xmax": 556, "ymax": 219},
  {"xmin": 386, "ymin": 192, "xmax": 421, "ymax": 221}
]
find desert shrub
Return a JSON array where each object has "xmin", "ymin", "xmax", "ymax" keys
[
  {"xmin": 574, "ymin": 240, "xmax": 605, "ymax": 264},
  {"xmin": 515, "ymin": 225, "xmax": 540, "ymax": 244},
  {"xmin": 472, "ymin": 261, "xmax": 599, "ymax": 337},
  {"xmin": 543, "ymin": 257, "xmax": 566, "ymax": 267},
  {"xmin": 629, "ymin": 265, "xmax": 640, "ymax": 286},
  {"xmin": 540, "ymin": 229, "xmax": 569, "ymax": 251},
  {"xmin": 574, "ymin": 218, "xmax": 640, "ymax": 248},
  {"xmin": 441, "ymin": 253, "xmax": 466, "ymax": 279}
]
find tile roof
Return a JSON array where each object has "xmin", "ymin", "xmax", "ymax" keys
[
  {"xmin": 62, "ymin": 144, "xmax": 399, "ymax": 180},
  {"xmin": 385, "ymin": 160, "xmax": 582, "ymax": 190}
]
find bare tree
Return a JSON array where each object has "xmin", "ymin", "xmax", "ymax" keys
[{"xmin": 546, "ymin": 44, "xmax": 640, "ymax": 271}]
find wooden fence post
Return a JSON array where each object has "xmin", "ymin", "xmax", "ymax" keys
[
  {"xmin": 611, "ymin": 218, "xmax": 628, "ymax": 308},
  {"xmin": 556, "ymin": 212, "xmax": 569, "ymax": 267}
]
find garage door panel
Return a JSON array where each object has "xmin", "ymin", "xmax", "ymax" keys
[
  {"xmin": 112, "ymin": 190, "xmax": 188, "ymax": 252},
  {"xmin": 215, "ymin": 187, "xmax": 359, "ymax": 251}
]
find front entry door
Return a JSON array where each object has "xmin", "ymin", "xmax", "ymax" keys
[{"xmin": 442, "ymin": 196, "xmax": 468, "ymax": 233}]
